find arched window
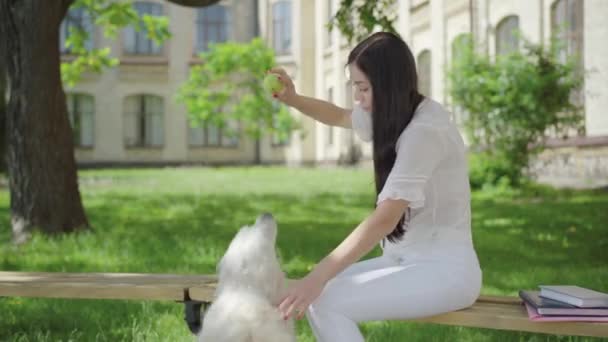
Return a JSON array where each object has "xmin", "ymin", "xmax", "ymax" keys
[
  {"xmin": 66, "ymin": 93, "xmax": 95, "ymax": 147},
  {"xmin": 551, "ymin": 0, "xmax": 584, "ymax": 66},
  {"xmin": 123, "ymin": 2, "xmax": 163, "ymax": 55},
  {"xmin": 124, "ymin": 95, "xmax": 164, "ymax": 147},
  {"xmin": 417, "ymin": 50, "xmax": 432, "ymax": 97},
  {"xmin": 551, "ymin": 0, "xmax": 585, "ymax": 122},
  {"xmin": 272, "ymin": 1, "xmax": 292, "ymax": 55},
  {"xmin": 195, "ymin": 4, "xmax": 231, "ymax": 53},
  {"xmin": 496, "ymin": 15, "xmax": 520, "ymax": 55}
]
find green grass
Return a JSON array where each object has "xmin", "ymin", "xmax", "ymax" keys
[{"xmin": 0, "ymin": 167, "xmax": 606, "ymax": 341}]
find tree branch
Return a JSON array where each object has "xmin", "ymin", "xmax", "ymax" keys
[{"xmin": 165, "ymin": 0, "xmax": 221, "ymax": 7}]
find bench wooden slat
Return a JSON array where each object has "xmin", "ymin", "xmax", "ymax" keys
[
  {"xmin": 416, "ymin": 298, "xmax": 608, "ymax": 338},
  {"xmin": 0, "ymin": 271, "xmax": 216, "ymax": 301},
  {"xmin": 0, "ymin": 271, "xmax": 216, "ymax": 283},
  {"xmin": 1, "ymin": 271, "xmax": 607, "ymax": 338},
  {"xmin": 464, "ymin": 302, "xmax": 526, "ymax": 314},
  {"xmin": 476, "ymin": 294, "xmax": 522, "ymax": 305}
]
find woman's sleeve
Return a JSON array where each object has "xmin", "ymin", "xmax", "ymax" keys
[
  {"xmin": 351, "ymin": 105, "xmax": 372, "ymax": 142},
  {"xmin": 377, "ymin": 124, "xmax": 446, "ymax": 209}
]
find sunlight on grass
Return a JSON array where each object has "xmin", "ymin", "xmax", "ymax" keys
[{"xmin": 0, "ymin": 167, "xmax": 606, "ymax": 341}]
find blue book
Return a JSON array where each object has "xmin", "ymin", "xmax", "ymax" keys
[
  {"xmin": 539, "ymin": 285, "xmax": 608, "ymax": 308},
  {"xmin": 519, "ymin": 290, "xmax": 608, "ymax": 316}
]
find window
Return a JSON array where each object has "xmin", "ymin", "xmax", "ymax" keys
[
  {"xmin": 124, "ymin": 95, "xmax": 164, "ymax": 147},
  {"xmin": 124, "ymin": 2, "xmax": 163, "ymax": 55},
  {"xmin": 195, "ymin": 4, "xmax": 231, "ymax": 53},
  {"xmin": 66, "ymin": 94, "xmax": 95, "ymax": 147},
  {"xmin": 272, "ymin": 1, "xmax": 292, "ymax": 55},
  {"xmin": 495, "ymin": 15, "xmax": 520, "ymax": 56},
  {"xmin": 551, "ymin": 0, "xmax": 584, "ymax": 128},
  {"xmin": 327, "ymin": 87, "xmax": 334, "ymax": 145},
  {"xmin": 326, "ymin": 0, "xmax": 333, "ymax": 47},
  {"xmin": 551, "ymin": 0, "xmax": 583, "ymax": 67},
  {"xmin": 417, "ymin": 50, "xmax": 432, "ymax": 97},
  {"xmin": 189, "ymin": 120, "xmax": 239, "ymax": 147},
  {"xmin": 60, "ymin": 7, "xmax": 94, "ymax": 53}
]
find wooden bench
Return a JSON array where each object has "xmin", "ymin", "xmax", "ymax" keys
[{"xmin": 0, "ymin": 271, "xmax": 606, "ymax": 338}]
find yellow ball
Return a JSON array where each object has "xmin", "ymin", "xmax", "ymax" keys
[{"xmin": 263, "ymin": 73, "xmax": 284, "ymax": 93}]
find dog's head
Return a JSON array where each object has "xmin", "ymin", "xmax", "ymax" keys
[
  {"xmin": 253, "ymin": 212, "xmax": 278, "ymax": 243},
  {"xmin": 215, "ymin": 213, "xmax": 284, "ymax": 300},
  {"xmin": 221, "ymin": 212, "xmax": 278, "ymax": 259}
]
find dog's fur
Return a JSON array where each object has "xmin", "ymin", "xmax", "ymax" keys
[{"xmin": 198, "ymin": 213, "xmax": 296, "ymax": 342}]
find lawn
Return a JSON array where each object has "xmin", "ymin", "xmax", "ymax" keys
[{"xmin": 0, "ymin": 167, "xmax": 606, "ymax": 341}]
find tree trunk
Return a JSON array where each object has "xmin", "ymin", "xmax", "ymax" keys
[
  {"xmin": 0, "ymin": 57, "xmax": 6, "ymax": 173},
  {"xmin": 0, "ymin": 0, "xmax": 89, "ymax": 243}
]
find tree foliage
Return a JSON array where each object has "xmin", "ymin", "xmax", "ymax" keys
[
  {"xmin": 176, "ymin": 39, "xmax": 297, "ymax": 142},
  {"xmin": 330, "ymin": 0, "xmax": 399, "ymax": 45},
  {"xmin": 449, "ymin": 36, "xmax": 584, "ymax": 185},
  {"xmin": 61, "ymin": 0, "xmax": 172, "ymax": 87}
]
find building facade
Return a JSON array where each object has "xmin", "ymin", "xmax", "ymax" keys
[
  {"xmin": 66, "ymin": 0, "xmax": 608, "ymax": 185},
  {"xmin": 66, "ymin": 0, "xmax": 289, "ymax": 166}
]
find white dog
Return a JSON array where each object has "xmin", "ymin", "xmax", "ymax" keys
[{"xmin": 198, "ymin": 213, "xmax": 296, "ymax": 342}]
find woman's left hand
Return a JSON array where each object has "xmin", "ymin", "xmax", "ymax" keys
[{"xmin": 278, "ymin": 272, "xmax": 326, "ymax": 320}]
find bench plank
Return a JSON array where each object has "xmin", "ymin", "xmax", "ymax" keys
[
  {"xmin": 1, "ymin": 271, "xmax": 607, "ymax": 338},
  {"xmin": 417, "ymin": 297, "xmax": 608, "ymax": 338},
  {"xmin": 0, "ymin": 271, "xmax": 216, "ymax": 301}
]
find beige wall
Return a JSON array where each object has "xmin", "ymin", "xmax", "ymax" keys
[{"xmin": 583, "ymin": 0, "xmax": 608, "ymax": 136}]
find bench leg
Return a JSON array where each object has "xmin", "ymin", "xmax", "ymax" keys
[
  {"xmin": 183, "ymin": 299, "xmax": 210, "ymax": 335},
  {"xmin": 183, "ymin": 298, "xmax": 211, "ymax": 335}
]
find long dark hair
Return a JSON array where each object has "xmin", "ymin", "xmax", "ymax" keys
[{"xmin": 347, "ymin": 32, "xmax": 424, "ymax": 242}]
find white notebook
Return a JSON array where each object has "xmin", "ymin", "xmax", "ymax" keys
[{"xmin": 539, "ymin": 285, "xmax": 608, "ymax": 308}]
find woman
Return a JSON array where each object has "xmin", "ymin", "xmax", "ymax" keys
[{"xmin": 273, "ymin": 32, "xmax": 482, "ymax": 342}]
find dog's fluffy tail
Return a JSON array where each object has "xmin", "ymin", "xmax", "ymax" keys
[{"xmin": 198, "ymin": 289, "xmax": 295, "ymax": 342}]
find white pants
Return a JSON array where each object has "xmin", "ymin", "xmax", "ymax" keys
[{"xmin": 305, "ymin": 243, "xmax": 482, "ymax": 342}]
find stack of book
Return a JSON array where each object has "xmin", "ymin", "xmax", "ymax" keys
[{"xmin": 519, "ymin": 285, "xmax": 608, "ymax": 322}]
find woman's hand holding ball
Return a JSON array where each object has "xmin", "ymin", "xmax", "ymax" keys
[{"xmin": 265, "ymin": 67, "xmax": 297, "ymax": 107}]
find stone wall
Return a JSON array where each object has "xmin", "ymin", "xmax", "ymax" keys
[{"xmin": 531, "ymin": 137, "xmax": 608, "ymax": 188}]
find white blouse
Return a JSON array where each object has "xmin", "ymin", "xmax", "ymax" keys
[{"xmin": 351, "ymin": 98, "xmax": 474, "ymax": 256}]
